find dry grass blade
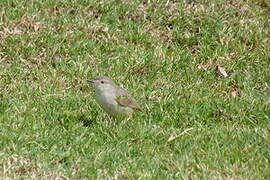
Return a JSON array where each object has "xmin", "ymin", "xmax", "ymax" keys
[
  {"xmin": 217, "ymin": 66, "xmax": 228, "ymax": 78},
  {"xmin": 167, "ymin": 128, "xmax": 194, "ymax": 143}
]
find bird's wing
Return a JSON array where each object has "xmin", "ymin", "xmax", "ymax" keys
[{"xmin": 116, "ymin": 87, "xmax": 140, "ymax": 110}]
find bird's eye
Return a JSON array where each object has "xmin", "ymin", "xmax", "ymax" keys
[{"xmin": 101, "ymin": 81, "xmax": 104, "ymax": 84}]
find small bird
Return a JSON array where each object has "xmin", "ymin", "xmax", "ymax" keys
[{"xmin": 86, "ymin": 76, "xmax": 140, "ymax": 120}]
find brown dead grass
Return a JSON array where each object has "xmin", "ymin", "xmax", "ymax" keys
[{"xmin": 0, "ymin": 154, "xmax": 67, "ymax": 179}]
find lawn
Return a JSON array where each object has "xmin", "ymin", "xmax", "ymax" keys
[{"xmin": 0, "ymin": 0, "xmax": 269, "ymax": 179}]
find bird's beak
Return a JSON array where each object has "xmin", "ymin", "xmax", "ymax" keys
[{"xmin": 86, "ymin": 79, "xmax": 94, "ymax": 83}]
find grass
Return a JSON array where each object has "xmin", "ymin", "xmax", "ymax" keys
[{"xmin": 0, "ymin": 0, "xmax": 269, "ymax": 179}]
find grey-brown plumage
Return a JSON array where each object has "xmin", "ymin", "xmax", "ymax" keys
[{"xmin": 86, "ymin": 76, "xmax": 140, "ymax": 119}]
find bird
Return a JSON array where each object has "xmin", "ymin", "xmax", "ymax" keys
[{"xmin": 86, "ymin": 76, "xmax": 140, "ymax": 121}]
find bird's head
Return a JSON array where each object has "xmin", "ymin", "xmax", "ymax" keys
[{"xmin": 86, "ymin": 76, "xmax": 116, "ymax": 93}]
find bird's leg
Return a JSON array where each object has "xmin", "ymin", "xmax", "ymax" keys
[{"xmin": 122, "ymin": 115, "xmax": 132, "ymax": 124}]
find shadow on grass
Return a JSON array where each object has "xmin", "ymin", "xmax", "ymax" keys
[
  {"xmin": 77, "ymin": 114, "xmax": 96, "ymax": 127},
  {"xmin": 54, "ymin": 111, "xmax": 97, "ymax": 129}
]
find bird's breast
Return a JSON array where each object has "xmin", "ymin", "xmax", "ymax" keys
[{"xmin": 95, "ymin": 92, "xmax": 119, "ymax": 116}]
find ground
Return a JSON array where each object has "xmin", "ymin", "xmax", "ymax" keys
[{"xmin": 0, "ymin": 0, "xmax": 269, "ymax": 179}]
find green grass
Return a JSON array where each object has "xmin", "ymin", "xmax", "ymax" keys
[{"xmin": 0, "ymin": 0, "xmax": 269, "ymax": 179}]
